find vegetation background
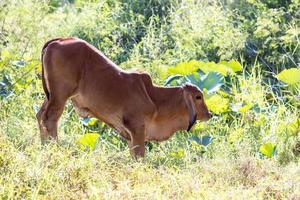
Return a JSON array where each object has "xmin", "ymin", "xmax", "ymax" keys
[{"xmin": 0, "ymin": 0, "xmax": 299, "ymax": 199}]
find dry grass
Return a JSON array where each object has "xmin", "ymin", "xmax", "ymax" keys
[{"xmin": 1, "ymin": 133, "xmax": 299, "ymax": 200}]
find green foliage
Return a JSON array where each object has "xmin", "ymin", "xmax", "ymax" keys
[
  {"xmin": 165, "ymin": 60, "xmax": 238, "ymax": 113},
  {"xmin": 219, "ymin": 60, "xmax": 243, "ymax": 73},
  {"xmin": 260, "ymin": 143, "xmax": 277, "ymax": 158},
  {"xmin": 167, "ymin": 60, "xmax": 199, "ymax": 76},
  {"xmin": 166, "ymin": 59, "xmax": 243, "ymax": 77},
  {"xmin": 205, "ymin": 94, "xmax": 230, "ymax": 114},
  {"xmin": 166, "ymin": 71, "xmax": 225, "ymax": 94},
  {"xmin": 228, "ymin": 0, "xmax": 300, "ymax": 72},
  {"xmin": 189, "ymin": 135, "xmax": 213, "ymax": 153},
  {"xmin": 170, "ymin": 148, "xmax": 185, "ymax": 158},
  {"xmin": 287, "ymin": 118, "xmax": 300, "ymax": 136},
  {"xmin": 276, "ymin": 68, "xmax": 300, "ymax": 85},
  {"xmin": 77, "ymin": 133, "xmax": 100, "ymax": 150},
  {"xmin": 169, "ymin": 1, "xmax": 246, "ymax": 61}
]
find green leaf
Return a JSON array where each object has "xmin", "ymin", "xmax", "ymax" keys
[
  {"xmin": 199, "ymin": 72, "xmax": 225, "ymax": 94},
  {"xmin": 189, "ymin": 135, "xmax": 213, "ymax": 146},
  {"xmin": 239, "ymin": 104, "xmax": 253, "ymax": 113},
  {"xmin": 219, "ymin": 60, "xmax": 243, "ymax": 72},
  {"xmin": 259, "ymin": 143, "xmax": 276, "ymax": 158},
  {"xmin": 77, "ymin": 133, "xmax": 100, "ymax": 150},
  {"xmin": 287, "ymin": 118, "xmax": 300, "ymax": 136},
  {"xmin": 167, "ymin": 60, "xmax": 242, "ymax": 77},
  {"xmin": 167, "ymin": 60, "xmax": 199, "ymax": 76},
  {"xmin": 276, "ymin": 68, "xmax": 300, "ymax": 85},
  {"xmin": 186, "ymin": 72, "xmax": 224, "ymax": 94},
  {"xmin": 164, "ymin": 75, "xmax": 183, "ymax": 85},
  {"xmin": 198, "ymin": 61, "xmax": 233, "ymax": 76},
  {"xmin": 192, "ymin": 122, "xmax": 209, "ymax": 132}
]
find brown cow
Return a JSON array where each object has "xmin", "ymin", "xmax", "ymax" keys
[{"xmin": 36, "ymin": 37, "xmax": 212, "ymax": 157}]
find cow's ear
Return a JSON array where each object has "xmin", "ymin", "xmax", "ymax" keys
[{"xmin": 184, "ymin": 91, "xmax": 197, "ymax": 131}]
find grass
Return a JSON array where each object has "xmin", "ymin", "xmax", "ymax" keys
[{"xmin": 1, "ymin": 132, "xmax": 300, "ymax": 199}]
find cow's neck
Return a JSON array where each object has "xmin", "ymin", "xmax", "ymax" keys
[{"xmin": 151, "ymin": 86, "xmax": 189, "ymax": 131}]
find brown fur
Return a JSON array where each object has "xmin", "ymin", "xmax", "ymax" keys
[{"xmin": 36, "ymin": 37, "xmax": 212, "ymax": 157}]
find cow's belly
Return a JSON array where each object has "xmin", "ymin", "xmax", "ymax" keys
[
  {"xmin": 71, "ymin": 95, "xmax": 131, "ymax": 140},
  {"xmin": 145, "ymin": 120, "xmax": 175, "ymax": 142}
]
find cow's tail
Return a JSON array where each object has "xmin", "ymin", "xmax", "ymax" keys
[{"xmin": 41, "ymin": 38, "xmax": 61, "ymax": 100}]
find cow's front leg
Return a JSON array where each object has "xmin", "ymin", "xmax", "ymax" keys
[
  {"xmin": 128, "ymin": 133, "xmax": 145, "ymax": 158},
  {"xmin": 123, "ymin": 117, "xmax": 145, "ymax": 158}
]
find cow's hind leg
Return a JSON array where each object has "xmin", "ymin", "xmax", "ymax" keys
[
  {"xmin": 39, "ymin": 75, "xmax": 75, "ymax": 141},
  {"xmin": 36, "ymin": 99, "xmax": 48, "ymax": 140},
  {"xmin": 40, "ymin": 94, "xmax": 68, "ymax": 141}
]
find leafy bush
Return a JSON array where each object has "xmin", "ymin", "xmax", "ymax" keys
[
  {"xmin": 169, "ymin": 1, "xmax": 247, "ymax": 61},
  {"xmin": 228, "ymin": 0, "xmax": 300, "ymax": 72}
]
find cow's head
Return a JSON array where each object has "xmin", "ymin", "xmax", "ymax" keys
[{"xmin": 182, "ymin": 83, "xmax": 212, "ymax": 131}]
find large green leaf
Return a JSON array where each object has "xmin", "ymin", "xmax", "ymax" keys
[
  {"xmin": 276, "ymin": 68, "xmax": 300, "ymax": 85},
  {"xmin": 198, "ymin": 61, "xmax": 233, "ymax": 76},
  {"xmin": 218, "ymin": 60, "xmax": 243, "ymax": 72},
  {"xmin": 77, "ymin": 133, "xmax": 100, "ymax": 150},
  {"xmin": 165, "ymin": 71, "xmax": 224, "ymax": 94},
  {"xmin": 199, "ymin": 72, "xmax": 225, "ymax": 94},
  {"xmin": 166, "ymin": 59, "xmax": 241, "ymax": 82},
  {"xmin": 167, "ymin": 60, "xmax": 199, "ymax": 76}
]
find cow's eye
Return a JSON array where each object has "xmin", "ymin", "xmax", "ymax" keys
[{"xmin": 195, "ymin": 95, "xmax": 202, "ymax": 100}]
